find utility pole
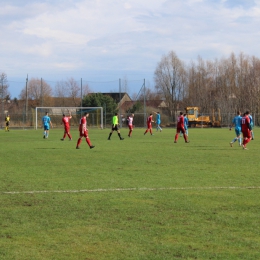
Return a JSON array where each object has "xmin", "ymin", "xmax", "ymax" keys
[
  {"xmin": 41, "ymin": 78, "xmax": 43, "ymax": 107},
  {"xmin": 25, "ymin": 74, "xmax": 28, "ymax": 122},
  {"xmin": 81, "ymin": 78, "xmax": 83, "ymax": 117},
  {"xmin": 119, "ymin": 78, "xmax": 122, "ymax": 128},
  {"xmin": 1, "ymin": 78, "xmax": 3, "ymax": 129},
  {"xmin": 143, "ymin": 79, "xmax": 146, "ymax": 127}
]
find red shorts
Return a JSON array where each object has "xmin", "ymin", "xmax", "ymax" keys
[
  {"xmin": 64, "ymin": 126, "xmax": 70, "ymax": 133},
  {"xmin": 128, "ymin": 125, "xmax": 133, "ymax": 130},
  {"xmin": 242, "ymin": 129, "xmax": 251, "ymax": 139},
  {"xmin": 176, "ymin": 126, "xmax": 185, "ymax": 134},
  {"xmin": 79, "ymin": 130, "xmax": 88, "ymax": 138},
  {"xmin": 147, "ymin": 123, "xmax": 152, "ymax": 129}
]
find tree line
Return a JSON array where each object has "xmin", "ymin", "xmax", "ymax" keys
[
  {"xmin": 154, "ymin": 51, "xmax": 260, "ymax": 120},
  {"xmin": 2, "ymin": 51, "xmax": 260, "ymax": 123}
]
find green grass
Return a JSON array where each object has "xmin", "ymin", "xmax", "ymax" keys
[{"xmin": 0, "ymin": 127, "xmax": 260, "ymax": 260}]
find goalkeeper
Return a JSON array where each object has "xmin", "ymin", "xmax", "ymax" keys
[{"xmin": 107, "ymin": 113, "xmax": 124, "ymax": 140}]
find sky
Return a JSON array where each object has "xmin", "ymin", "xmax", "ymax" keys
[{"xmin": 1, "ymin": 0, "xmax": 260, "ymax": 98}]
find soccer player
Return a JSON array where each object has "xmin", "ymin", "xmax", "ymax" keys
[
  {"xmin": 180, "ymin": 113, "xmax": 189, "ymax": 137},
  {"xmin": 42, "ymin": 112, "xmax": 53, "ymax": 139},
  {"xmin": 144, "ymin": 113, "xmax": 154, "ymax": 135},
  {"xmin": 127, "ymin": 113, "xmax": 134, "ymax": 137},
  {"xmin": 174, "ymin": 112, "xmax": 189, "ymax": 143},
  {"xmin": 108, "ymin": 113, "xmax": 124, "ymax": 140},
  {"xmin": 248, "ymin": 112, "xmax": 254, "ymax": 140},
  {"xmin": 241, "ymin": 111, "xmax": 252, "ymax": 150},
  {"xmin": 5, "ymin": 114, "xmax": 10, "ymax": 132},
  {"xmin": 153, "ymin": 111, "xmax": 162, "ymax": 132},
  {"xmin": 76, "ymin": 112, "xmax": 95, "ymax": 149},
  {"xmin": 229, "ymin": 111, "xmax": 242, "ymax": 147},
  {"xmin": 61, "ymin": 112, "xmax": 72, "ymax": 141}
]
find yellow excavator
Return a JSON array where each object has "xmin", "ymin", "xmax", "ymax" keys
[{"xmin": 185, "ymin": 107, "xmax": 221, "ymax": 127}]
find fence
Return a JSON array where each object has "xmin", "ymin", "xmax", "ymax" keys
[{"xmin": 1, "ymin": 111, "xmax": 259, "ymax": 130}]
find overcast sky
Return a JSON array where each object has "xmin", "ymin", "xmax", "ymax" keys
[{"xmin": 1, "ymin": 0, "xmax": 260, "ymax": 98}]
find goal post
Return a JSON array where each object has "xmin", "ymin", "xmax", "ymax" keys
[{"xmin": 34, "ymin": 107, "xmax": 103, "ymax": 130}]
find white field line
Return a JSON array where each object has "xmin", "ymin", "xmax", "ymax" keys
[{"xmin": 2, "ymin": 186, "xmax": 260, "ymax": 195}]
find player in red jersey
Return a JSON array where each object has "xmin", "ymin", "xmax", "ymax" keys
[
  {"xmin": 174, "ymin": 112, "xmax": 189, "ymax": 143},
  {"xmin": 76, "ymin": 112, "xmax": 95, "ymax": 149},
  {"xmin": 127, "ymin": 114, "xmax": 134, "ymax": 137},
  {"xmin": 144, "ymin": 113, "xmax": 154, "ymax": 135},
  {"xmin": 241, "ymin": 111, "xmax": 252, "ymax": 150},
  {"xmin": 61, "ymin": 112, "xmax": 72, "ymax": 141}
]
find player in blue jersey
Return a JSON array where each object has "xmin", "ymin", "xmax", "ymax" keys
[
  {"xmin": 153, "ymin": 111, "xmax": 162, "ymax": 132},
  {"xmin": 180, "ymin": 114, "xmax": 188, "ymax": 137},
  {"xmin": 42, "ymin": 112, "xmax": 53, "ymax": 139},
  {"xmin": 248, "ymin": 113, "xmax": 254, "ymax": 140},
  {"xmin": 229, "ymin": 111, "xmax": 242, "ymax": 147}
]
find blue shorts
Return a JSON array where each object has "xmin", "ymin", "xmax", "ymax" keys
[
  {"xmin": 44, "ymin": 125, "xmax": 50, "ymax": 131},
  {"xmin": 235, "ymin": 128, "xmax": 241, "ymax": 136}
]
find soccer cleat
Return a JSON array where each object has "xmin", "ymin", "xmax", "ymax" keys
[
  {"xmin": 120, "ymin": 138, "xmax": 124, "ymax": 140},
  {"xmin": 174, "ymin": 141, "xmax": 177, "ymax": 143},
  {"xmin": 185, "ymin": 141, "xmax": 190, "ymax": 143},
  {"xmin": 60, "ymin": 138, "xmax": 64, "ymax": 141},
  {"xmin": 76, "ymin": 146, "xmax": 80, "ymax": 149},
  {"xmin": 90, "ymin": 145, "xmax": 95, "ymax": 149},
  {"xmin": 43, "ymin": 135, "xmax": 45, "ymax": 139},
  {"xmin": 107, "ymin": 138, "xmax": 110, "ymax": 140},
  {"xmin": 230, "ymin": 142, "xmax": 233, "ymax": 147},
  {"xmin": 69, "ymin": 138, "xmax": 72, "ymax": 141}
]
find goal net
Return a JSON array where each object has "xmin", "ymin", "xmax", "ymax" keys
[{"xmin": 33, "ymin": 107, "xmax": 103, "ymax": 130}]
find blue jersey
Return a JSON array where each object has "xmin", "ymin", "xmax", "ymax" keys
[
  {"xmin": 42, "ymin": 115, "xmax": 51, "ymax": 127},
  {"xmin": 232, "ymin": 115, "xmax": 242, "ymax": 130},
  {"xmin": 249, "ymin": 115, "xmax": 254, "ymax": 127},
  {"xmin": 156, "ymin": 113, "xmax": 161, "ymax": 124},
  {"xmin": 184, "ymin": 117, "xmax": 188, "ymax": 130}
]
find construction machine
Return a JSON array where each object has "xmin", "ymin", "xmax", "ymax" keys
[{"xmin": 185, "ymin": 107, "xmax": 221, "ymax": 127}]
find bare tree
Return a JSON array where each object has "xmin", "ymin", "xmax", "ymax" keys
[
  {"xmin": 55, "ymin": 78, "xmax": 92, "ymax": 106},
  {"xmin": 154, "ymin": 51, "xmax": 187, "ymax": 118},
  {"xmin": 19, "ymin": 78, "xmax": 52, "ymax": 106},
  {"xmin": 0, "ymin": 72, "xmax": 10, "ymax": 99}
]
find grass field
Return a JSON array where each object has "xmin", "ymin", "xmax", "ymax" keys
[{"xmin": 0, "ymin": 126, "xmax": 260, "ymax": 260}]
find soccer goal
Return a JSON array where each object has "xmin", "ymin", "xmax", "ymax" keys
[{"xmin": 33, "ymin": 107, "xmax": 103, "ymax": 130}]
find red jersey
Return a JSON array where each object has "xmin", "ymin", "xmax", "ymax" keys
[
  {"xmin": 177, "ymin": 115, "xmax": 184, "ymax": 128},
  {"xmin": 147, "ymin": 115, "xmax": 153, "ymax": 124},
  {"xmin": 241, "ymin": 115, "xmax": 250, "ymax": 132},
  {"xmin": 62, "ymin": 116, "xmax": 71, "ymax": 127},
  {"xmin": 79, "ymin": 116, "xmax": 87, "ymax": 132}
]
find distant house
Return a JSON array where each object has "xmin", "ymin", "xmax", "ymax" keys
[
  {"xmin": 101, "ymin": 92, "xmax": 132, "ymax": 109},
  {"xmin": 86, "ymin": 92, "xmax": 168, "ymax": 114},
  {"xmin": 120, "ymin": 100, "xmax": 168, "ymax": 113}
]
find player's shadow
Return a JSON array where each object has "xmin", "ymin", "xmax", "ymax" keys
[{"xmin": 35, "ymin": 148, "xmax": 62, "ymax": 149}]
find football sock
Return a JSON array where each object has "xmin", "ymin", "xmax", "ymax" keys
[
  {"xmin": 86, "ymin": 138, "xmax": 92, "ymax": 147},
  {"xmin": 232, "ymin": 138, "xmax": 237, "ymax": 143},
  {"xmin": 118, "ymin": 133, "xmax": 121, "ymax": 139},
  {"xmin": 77, "ymin": 138, "xmax": 82, "ymax": 147},
  {"xmin": 108, "ymin": 133, "xmax": 112, "ymax": 139}
]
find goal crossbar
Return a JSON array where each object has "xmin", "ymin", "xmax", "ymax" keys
[{"xmin": 35, "ymin": 107, "xmax": 103, "ymax": 130}]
